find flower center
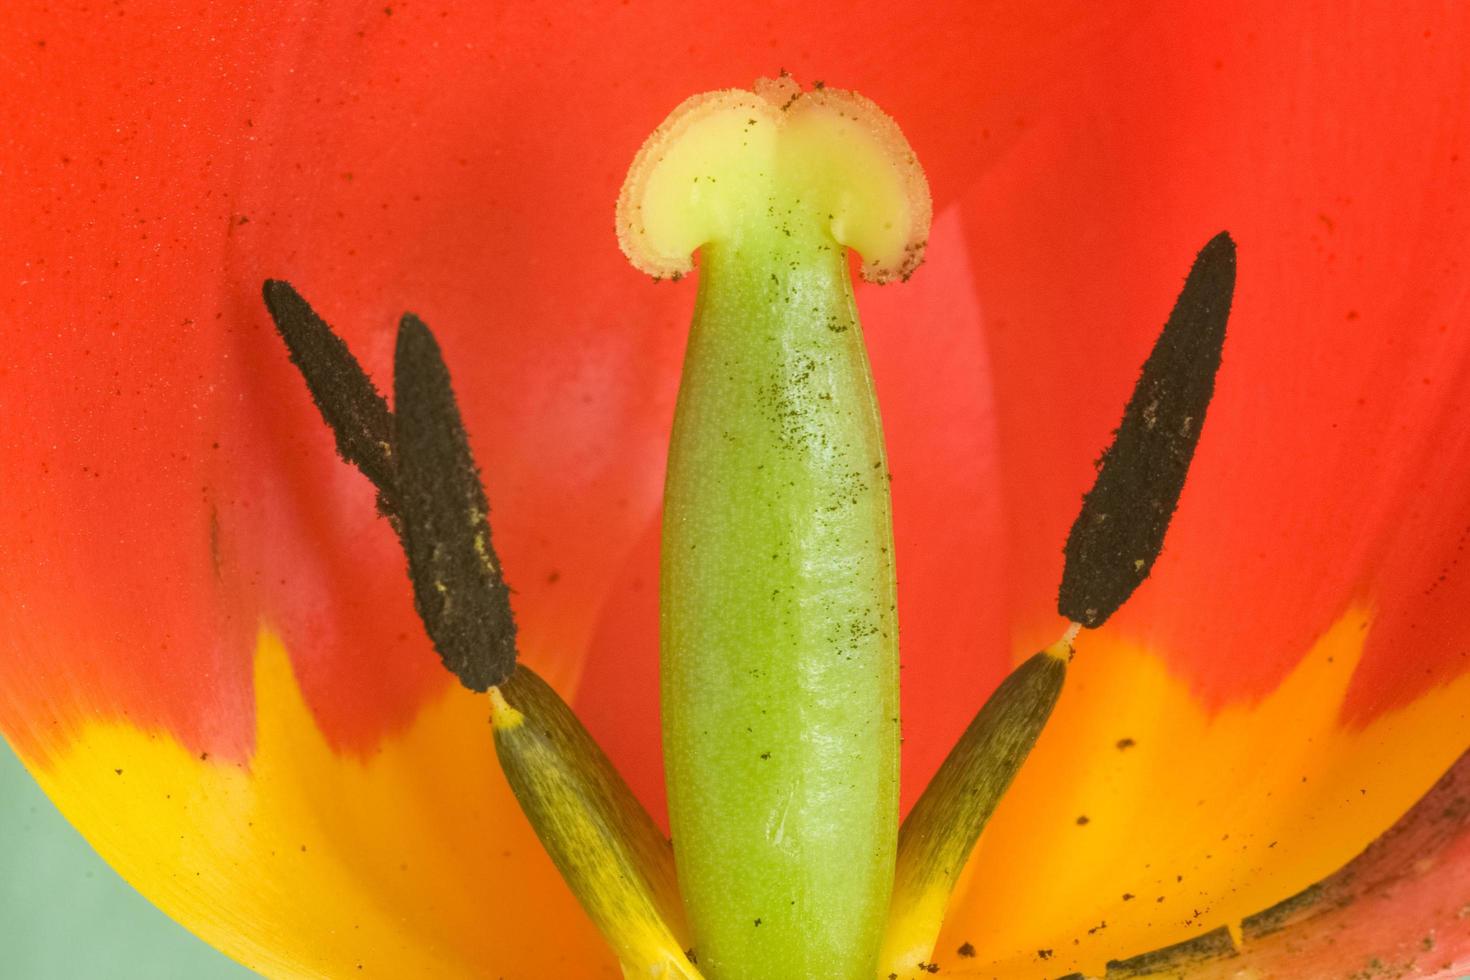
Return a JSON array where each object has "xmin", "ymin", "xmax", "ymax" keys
[{"xmin": 263, "ymin": 77, "xmax": 1235, "ymax": 980}]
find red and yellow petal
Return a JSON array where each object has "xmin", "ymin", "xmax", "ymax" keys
[
  {"xmin": 0, "ymin": 0, "xmax": 1106, "ymax": 772},
  {"xmin": 907, "ymin": 3, "xmax": 1470, "ymax": 975},
  {"xmin": 0, "ymin": 1, "xmax": 1112, "ymax": 972},
  {"xmin": 942, "ymin": 617, "xmax": 1470, "ymax": 976},
  {"xmin": 940, "ymin": 746, "xmax": 1470, "ymax": 978},
  {"xmin": 26, "ymin": 631, "xmax": 613, "ymax": 976},
  {"xmin": 4, "ymin": 1, "xmax": 1469, "ymax": 976},
  {"xmin": 1186, "ymin": 748, "xmax": 1470, "ymax": 979}
]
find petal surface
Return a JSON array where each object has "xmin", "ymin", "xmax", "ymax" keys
[
  {"xmin": 30, "ymin": 631, "xmax": 612, "ymax": 976},
  {"xmin": 0, "ymin": 0, "xmax": 1106, "ymax": 773},
  {"xmin": 938, "ymin": 748, "xmax": 1470, "ymax": 978},
  {"xmin": 914, "ymin": 2, "xmax": 1470, "ymax": 975},
  {"xmin": 0, "ymin": 0, "xmax": 1111, "ymax": 972},
  {"xmin": 1180, "ymin": 747, "xmax": 1470, "ymax": 979},
  {"xmin": 5, "ymin": 0, "xmax": 1467, "ymax": 974}
]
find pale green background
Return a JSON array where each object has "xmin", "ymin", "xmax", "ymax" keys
[{"xmin": 0, "ymin": 737, "xmax": 256, "ymax": 978}]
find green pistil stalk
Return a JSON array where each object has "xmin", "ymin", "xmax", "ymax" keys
[
  {"xmin": 878, "ymin": 233, "xmax": 1235, "ymax": 978},
  {"xmin": 618, "ymin": 76, "xmax": 932, "ymax": 980},
  {"xmin": 663, "ymin": 216, "xmax": 897, "ymax": 978}
]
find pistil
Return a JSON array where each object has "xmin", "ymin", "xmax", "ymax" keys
[{"xmin": 619, "ymin": 76, "xmax": 930, "ymax": 980}]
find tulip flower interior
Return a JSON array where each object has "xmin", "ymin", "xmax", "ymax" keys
[
  {"xmin": 260, "ymin": 78, "xmax": 1247, "ymax": 980},
  {"xmin": 7, "ymin": 6, "xmax": 1470, "ymax": 978}
]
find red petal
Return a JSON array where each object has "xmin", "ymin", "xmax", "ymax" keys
[
  {"xmin": 951, "ymin": 1, "xmax": 1470, "ymax": 716},
  {"xmin": 0, "ymin": 0, "xmax": 1101, "ymax": 765},
  {"xmin": 0, "ymin": 0, "xmax": 1108, "ymax": 970}
]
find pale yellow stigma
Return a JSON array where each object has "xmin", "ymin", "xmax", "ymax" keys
[{"xmin": 616, "ymin": 75, "xmax": 932, "ymax": 284}]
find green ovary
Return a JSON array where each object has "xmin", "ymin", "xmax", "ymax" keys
[{"xmin": 661, "ymin": 208, "xmax": 899, "ymax": 980}]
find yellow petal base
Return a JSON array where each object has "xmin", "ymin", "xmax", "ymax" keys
[
  {"xmin": 934, "ymin": 608, "xmax": 1470, "ymax": 977},
  {"xmin": 21, "ymin": 630, "xmax": 616, "ymax": 978}
]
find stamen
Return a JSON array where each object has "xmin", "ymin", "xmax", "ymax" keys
[
  {"xmin": 263, "ymin": 287, "xmax": 516, "ymax": 691},
  {"xmin": 1058, "ymin": 232, "xmax": 1236, "ymax": 628},
  {"xmin": 879, "ymin": 644, "xmax": 1068, "ymax": 977},
  {"xmin": 883, "ymin": 235, "xmax": 1235, "ymax": 975},
  {"xmin": 266, "ymin": 284, "xmax": 699, "ymax": 973},
  {"xmin": 491, "ymin": 666, "xmax": 700, "ymax": 979}
]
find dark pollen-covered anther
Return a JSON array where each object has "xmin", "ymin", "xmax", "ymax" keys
[
  {"xmin": 1058, "ymin": 231, "xmax": 1236, "ymax": 628},
  {"xmin": 261, "ymin": 282, "xmax": 518, "ymax": 691},
  {"xmin": 393, "ymin": 313, "xmax": 518, "ymax": 691},
  {"xmin": 261, "ymin": 280, "xmax": 398, "ymax": 514}
]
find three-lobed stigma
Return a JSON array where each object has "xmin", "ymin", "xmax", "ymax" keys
[{"xmin": 617, "ymin": 74, "xmax": 931, "ymax": 284}]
